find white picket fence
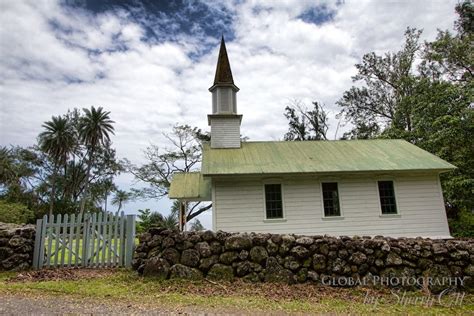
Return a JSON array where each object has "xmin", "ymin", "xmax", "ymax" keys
[{"xmin": 32, "ymin": 212, "xmax": 135, "ymax": 269}]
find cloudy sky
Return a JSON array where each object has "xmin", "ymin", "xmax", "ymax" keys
[{"xmin": 0, "ymin": 0, "xmax": 458, "ymax": 228}]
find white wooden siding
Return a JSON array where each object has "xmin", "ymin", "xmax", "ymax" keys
[
  {"xmin": 212, "ymin": 174, "xmax": 451, "ymax": 238},
  {"xmin": 210, "ymin": 117, "xmax": 241, "ymax": 148}
]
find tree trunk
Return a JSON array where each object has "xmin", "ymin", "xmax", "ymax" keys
[
  {"xmin": 79, "ymin": 164, "xmax": 91, "ymax": 216},
  {"xmin": 179, "ymin": 201, "xmax": 186, "ymax": 231},
  {"xmin": 61, "ymin": 158, "xmax": 68, "ymax": 201},
  {"xmin": 48, "ymin": 165, "xmax": 58, "ymax": 218},
  {"xmin": 79, "ymin": 147, "xmax": 94, "ymax": 217},
  {"xmin": 183, "ymin": 202, "xmax": 188, "ymax": 231},
  {"xmin": 104, "ymin": 191, "xmax": 108, "ymax": 212}
]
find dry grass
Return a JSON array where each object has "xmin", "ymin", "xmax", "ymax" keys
[{"xmin": 1, "ymin": 268, "xmax": 473, "ymax": 314}]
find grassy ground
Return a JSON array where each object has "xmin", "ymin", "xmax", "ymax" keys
[
  {"xmin": 0, "ymin": 269, "xmax": 473, "ymax": 314},
  {"xmin": 43, "ymin": 238, "xmax": 139, "ymax": 266}
]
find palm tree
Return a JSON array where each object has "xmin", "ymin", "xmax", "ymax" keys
[
  {"xmin": 189, "ymin": 219, "xmax": 204, "ymax": 231},
  {"xmin": 102, "ymin": 178, "xmax": 116, "ymax": 212},
  {"xmin": 111, "ymin": 189, "xmax": 131, "ymax": 212},
  {"xmin": 0, "ymin": 147, "xmax": 16, "ymax": 185},
  {"xmin": 160, "ymin": 213, "xmax": 178, "ymax": 229},
  {"xmin": 149, "ymin": 211, "xmax": 178, "ymax": 229},
  {"xmin": 38, "ymin": 116, "xmax": 75, "ymax": 217},
  {"xmin": 78, "ymin": 106, "xmax": 115, "ymax": 215}
]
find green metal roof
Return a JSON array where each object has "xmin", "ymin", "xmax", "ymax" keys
[
  {"xmin": 168, "ymin": 172, "xmax": 211, "ymax": 200},
  {"xmin": 202, "ymin": 140, "xmax": 456, "ymax": 176}
]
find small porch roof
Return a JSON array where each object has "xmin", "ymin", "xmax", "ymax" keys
[{"xmin": 168, "ymin": 172, "xmax": 211, "ymax": 201}]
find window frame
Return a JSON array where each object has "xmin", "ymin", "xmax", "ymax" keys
[
  {"xmin": 320, "ymin": 181, "xmax": 343, "ymax": 219},
  {"xmin": 262, "ymin": 182, "xmax": 286, "ymax": 221},
  {"xmin": 376, "ymin": 179, "xmax": 400, "ymax": 217}
]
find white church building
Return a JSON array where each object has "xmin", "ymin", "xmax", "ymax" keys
[{"xmin": 169, "ymin": 37, "xmax": 455, "ymax": 238}]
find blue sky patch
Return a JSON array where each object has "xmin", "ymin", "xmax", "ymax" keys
[
  {"xmin": 64, "ymin": 0, "xmax": 236, "ymax": 47},
  {"xmin": 298, "ymin": 4, "xmax": 339, "ymax": 25}
]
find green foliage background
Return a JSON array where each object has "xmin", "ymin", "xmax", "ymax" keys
[{"xmin": 0, "ymin": 200, "xmax": 35, "ymax": 224}]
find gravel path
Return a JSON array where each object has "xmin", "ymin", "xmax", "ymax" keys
[{"xmin": 0, "ymin": 293, "xmax": 207, "ymax": 315}]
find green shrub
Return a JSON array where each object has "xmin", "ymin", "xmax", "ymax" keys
[
  {"xmin": 449, "ymin": 209, "xmax": 474, "ymax": 237},
  {"xmin": 0, "ymin": 200, "xmax": 35, "ymax": 224}
]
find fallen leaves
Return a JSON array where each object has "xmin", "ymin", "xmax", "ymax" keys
[{"xmin": 7, "ymin": 267, "xmax": 116, "ymax": 283}]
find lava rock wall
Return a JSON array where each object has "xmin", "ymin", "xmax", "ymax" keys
[
  {"xmin": 0, "ymin": 222, "xmax": 36, "ymax": 271},
  {"xmin": 133, "ymin": 228, "xmax": 474, "ymax": 291}
]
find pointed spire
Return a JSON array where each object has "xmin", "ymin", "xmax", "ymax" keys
[{"xmin": 213, "ymin": 35, "xmax": 234, "ymax": 85}]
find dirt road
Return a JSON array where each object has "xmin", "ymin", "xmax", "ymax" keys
[{"xmin": 0, "ymin": 292, "xmax": 256, "ymax": 315}]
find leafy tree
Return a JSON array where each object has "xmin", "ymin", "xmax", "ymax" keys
[
  {"xmin": 420, "ymin": 1, "xmax": 473, "ymax": 82},
  {"xmin": 0, "ymin": 147, "xmax": 15, "ymax": 185},
  {"xmin": 127, "ymin": 125, "xmax": 212, "ymax": 227},
  {"xmin": 449, "ymin": 209, "xmax": 474, "ymax": 238},
  {"xmin": 0, "ymin": 146, "xmax": 48, "ymax": 217},
  {"xmin": 284, "ymin": 100, "xmax": 329, "ymax": 141},
  {"xmin": 128, "ymin": 125, "xmax": 207, "ymax": 199},
  {"xmin": 136, "ymin": 208, "xmax": 152, "ymax": 233},
  {"xmin": 337, "ymin": 28, "xmax": 422, "ymax": 137},
  {"xmin": 339, "ymin": 121, "xmax": 380, "ymax": 140},
  {"xmin": 0, "ymin": 200, "xmax": 35, "ymax": 224},
  {"xmin": 38, "ymin": 115, "xmax": 76, "ymax": 217},
  {"xmin": 78, "ymin": 106, "xmax": 115, "ymax": 216}
]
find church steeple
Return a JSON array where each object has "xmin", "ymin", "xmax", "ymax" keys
[
  {"xmin": 209, "ymin": 35, "xmax": 239, "ymax": 115},
  {"xmin": 208, "ymin": 36, "xmax": 242, "ymax": 149},
  {"xmin": 211, "ymin": 36, "xmax": 238, "ymax": 89}
]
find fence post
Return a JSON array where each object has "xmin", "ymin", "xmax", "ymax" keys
[
  {"xmin": 38, "ymin": 215, "xmax": 47, "ymax": 269},
  {"xmin": 60, "ymin": 213, "xmax": 68, "ymax": 266},
  {"xmin": 82, "ymin": 214, "xmax": 90, "ymax": 267},
  {"xmin": 53, "ymin": 214, "xmax": 62, "ymax": 267},
  {"xmin": 124, "ymin": 215, "xmax": 136, "ymax": 268},
  {"xmin": 67, "ymin": 214, "xmax": 75, "ymax": 267},
  {"xmin": 90, "ymin": 213, "xmax": 98, "ymax": 267},
  {"xmin": 113, "ymin": 212, "xmax": 119, "ymax": 267},
  {"xmin": 119, "ymin": 212, "xmax": 125, "ymax": 266},
  {"xmin": 46, "ymin": 215, "xmax": 54, "ymax": 268},
  {"xmin": 32, "ymin": 218, "xmax": 43, "ymax": 269}
]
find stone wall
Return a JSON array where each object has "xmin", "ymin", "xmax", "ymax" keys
[
  {"xmin": 0, "ymin": 222, "xmax": 36, "ymax": 271},
  {"xmin": 133, "ymin": 228, "xmax": 474, "ymax": 291}
]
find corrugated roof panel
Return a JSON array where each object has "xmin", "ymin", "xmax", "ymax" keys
[
  {"xmin": 201, "ymin": 139, "xmax": 456, "ymax": 175},
  {"xmin": 168, "ymin": 172, "xmax": 211, "ymax": 200}
]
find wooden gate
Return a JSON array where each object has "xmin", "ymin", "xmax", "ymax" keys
[{"xmin": 32, "ymin": 212, "xmax": 135, "ymax": 269}]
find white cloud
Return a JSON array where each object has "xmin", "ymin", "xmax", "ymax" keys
[{"xmin": 0, "ymin": 0, "xmax": 458, "ymax": 228}]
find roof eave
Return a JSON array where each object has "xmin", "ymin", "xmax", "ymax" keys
[
  {"xmin": 201, "ymin": 168, "xmax": 456, "ymax": 177},
  {"xmin": 208, "ymin": 83, "xmax": 240, "ymax": 92},
  {"xmin": 207, "ymin": 114, "xmax": 242, "ymax": 125}
]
